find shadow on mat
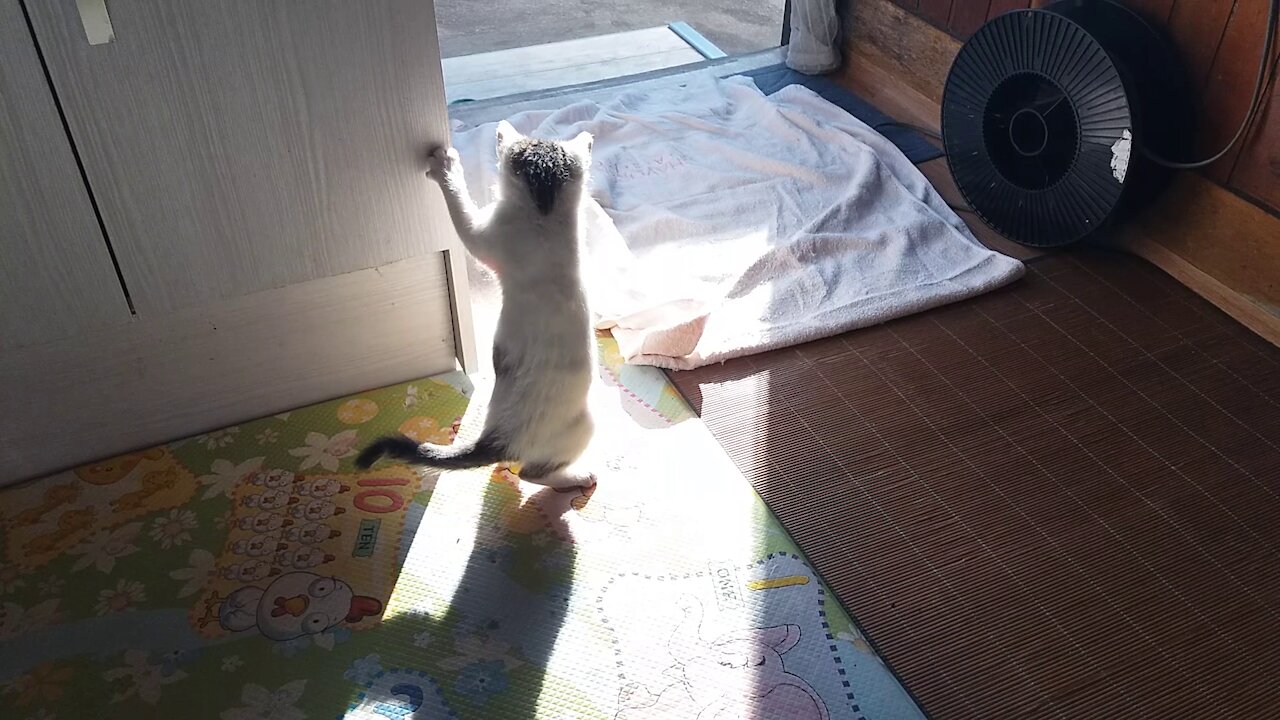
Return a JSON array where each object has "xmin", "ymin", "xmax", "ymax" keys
[{"xmin": 332, "ymin": 474, "xmax": 582, "ymax": 719}]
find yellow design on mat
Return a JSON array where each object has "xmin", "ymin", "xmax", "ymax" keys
[
  {"xmin": 3, "ymin": 447, "xmax": 197, "ymax": 569},
  {"xmin": 398, "ymin": 416, "xmax": 456, "ymax": 444},
  {"xmin": 190, "ymin": 465, "xmax": 422, "ymax": 639},
  {"xmin": 336, "ymin": 398, "xmax": 380, "ymax": 425},
  {"xmin": 747, "ymin": 575, "xmax": 811, "ymax": 591}
]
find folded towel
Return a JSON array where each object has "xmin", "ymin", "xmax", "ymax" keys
[{"xmin": 452, "ymin": 73, "xmax": 1024, "ymax": 369}]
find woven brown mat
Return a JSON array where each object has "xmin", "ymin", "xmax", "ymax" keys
[{"xmin": 668, "ymin": 249, "xmax": 1280, "ymax": 719}]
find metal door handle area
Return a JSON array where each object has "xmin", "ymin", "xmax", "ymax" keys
[{"xmin": 76, "ymin": 0, "xmax": 115, "ymax": 45}]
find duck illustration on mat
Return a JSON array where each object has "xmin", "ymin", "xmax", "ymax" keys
[{"xmin": 215, "ymin": 571, "xmax": 383, "ymax": 641}]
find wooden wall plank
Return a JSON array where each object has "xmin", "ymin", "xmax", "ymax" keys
[
  {"xmin": 949, "ymin": 0, "xmax": 995, "ymax": 38},
  {"xmin": 1199, "ymin": 0, "xmax": 1276, "ymax": 182},
  {"xmin": 918, "ymin": 0, "xmax": 956, "ymax": 29},
  {"xmin": 1124, "ymin": 0, "xmax": 1178, "ymax": 23},
  {"xmin": 1118, "ymin": 171, "xmax": 1280, "ymax": 314},
  {"xmin": 1166, "ymin": 0, "xmax": 1236, "ymax": 89},
  {"xmin": 986, "ymin": 0, "xmax": 1031, "ymax": 21},
  {"xmin": 845, "ymin": 0, "xmax": 960, "ymax": 103},
  {"xmin": 1226, "ymin": 72, "xmax": 1280, "ymax": 209}
]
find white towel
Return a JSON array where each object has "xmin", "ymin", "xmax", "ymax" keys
[{"xmin": 452, "ymin": 73, "xmax": 1024, "ymax": 370}]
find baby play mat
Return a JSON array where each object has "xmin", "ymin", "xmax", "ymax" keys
[{"xmin": 0, "ymin": 337, "xmax": 924, "ymax": 719}]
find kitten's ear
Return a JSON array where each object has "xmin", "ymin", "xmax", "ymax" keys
[
  {"xmin": 495, "ymin": 120, "xmax": 522, "ymax": 155},
  {"xmin": 566, "ymin": 130, "xmax": 594, "ymax": 160}
]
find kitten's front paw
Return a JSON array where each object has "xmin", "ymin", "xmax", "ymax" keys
[{"xmin": 425, "ymin": 146, "xmax": 460, "ymax": 182}]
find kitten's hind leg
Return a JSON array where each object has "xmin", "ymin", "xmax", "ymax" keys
[{"xmin": 519, "ymin": 461, "xmax": 597, "ymax": 491}]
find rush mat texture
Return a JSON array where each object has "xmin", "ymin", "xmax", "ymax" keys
[
  {"xmin": 668, "ymin": 249, "xmax": 1280, "ymax": 719},
  {"xmin": 0, "ymin": 336, "xmax": 924, "ymax": 719}
]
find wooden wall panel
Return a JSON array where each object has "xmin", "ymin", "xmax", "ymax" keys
[
  {"xmin": 1166, "ymin": 0, "xmax": 1235, "ymax": 89},
  {"xmin": 917, "ymin": 0, "xmax": 956, "ymax": 29},
  {"xmin": 26, "ymin": 0, "xmax": 456, "ymax": 315},
  {"xmin": 0, "ymin": 0, "xmax": 132, "ymax": 349},
  {"xmin": 1200, "ymin": 0, "xmax": 1278, "ymax": 183},
  {"xmin": 950, "ymin": 0, "xmax": 994, "ymax": 37},
  {"xmin": 1227, "ymin": 63, "xmax": 1280, "ymax": 209},
  {"xmin": 1124, "ymin": 0, "xmax": 1178, "ymax": 22},
  {"xmin": 986, "ymin": 0, "xmax": 1032, "ymax": 21}
]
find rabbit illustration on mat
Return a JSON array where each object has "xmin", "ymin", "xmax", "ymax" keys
[{"xmin": 616, "ymin": 595, "xmax": 831, "ymax": 719}]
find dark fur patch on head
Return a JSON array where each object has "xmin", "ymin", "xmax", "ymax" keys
[{"xmin": 505, "ymin": 139, "xmax": 579, "ymax": 215}]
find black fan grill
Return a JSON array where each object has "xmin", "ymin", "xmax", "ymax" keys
[{"xmin": 942, "ymin": 0, "xmax": 1191, "ymax": 247}]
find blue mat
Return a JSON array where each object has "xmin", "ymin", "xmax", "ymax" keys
[{"xmin": 740, "ymin": 64, "xmax": 943, "ymax": 165}]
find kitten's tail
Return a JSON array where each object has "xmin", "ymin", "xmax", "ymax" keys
[{"xmin": 354, "ymin": 433, "xmax": 506, "ymax": 470}]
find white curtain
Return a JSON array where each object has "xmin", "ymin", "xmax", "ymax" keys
[{"xmin": 786, "ymin": 0, "xmax": 842, "ymax": 74}]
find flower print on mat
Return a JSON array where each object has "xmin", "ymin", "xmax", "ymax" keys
[
  {"xmin": 95, "ymin": 579, "xmax": 146, "ymax": 615},
  {"xmin": 1, "ymin": 661, "xmax": 72, "ymax": 707},
  {"xmin": 198, "ymin": 457, "xmax": 265, "ymax": 501},
  {"xmin": 336, "ymin": 399, "xmax": 379, "ymax": 425},
  {"xmin": 149, "ymin": 508, "xmax": 197, "ymax": 548},
  {"xmin": 69, "ymin": 522, "xmax": 142, "ymax": 573},
  {"xmin": 344, "ymin": 654, "xmax": 383, "ymax": 684},
  {"xmin": 194, "ymin": 427, "xmax": 239, "ymax": 451},
  {"xmin": 221, "ymin": 679, "xmax": 307, "ymax": 720},
  {"xmin": 35, "ymin": 575, "xmax": 63, "ymax": 597},
  {"xmin": 288, "ymin": 431, "xmax": 358, "ymax": 472},
  {"xmin": 454, "ymin": 660, "xmax": 509, "ymax": 705},
  {"xmin": 170, "ymin": 549, "xmax": 217, "ymax": 598},
  {"xmin": 102, "ymin": 650, "xmax": 185, "ymax": 705},
  {"xmin": 0, "ymin": 563, "xmax": 25, "ymax": 595},
  {"xmin": 438, "ymin": 626, "xmax": 521, "ymax": 706},
  {"xmin": 397, "ymin": 415, "xmax": 458, "ymax": 445},
  {"xmin": 0, "ymin": 598, "xmax": 60, "ymax": 642}
]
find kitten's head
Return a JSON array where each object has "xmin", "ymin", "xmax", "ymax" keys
[{"xmin": 495, "ymin": 120, "xmax": 593, "ymax": 215}]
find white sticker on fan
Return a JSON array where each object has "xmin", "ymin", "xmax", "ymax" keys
[{"xmin": 1110, "ymin": 129, "xmax": 1132, "ymax": 184}]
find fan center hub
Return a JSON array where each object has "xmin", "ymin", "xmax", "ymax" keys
[
  {"xmin": 1009, "ymin": 108, "xmax": 1049, "ymax": 157},
  {"xmin": 982, "ymin": 72, "xmax": 1079, "ymax": 191}
]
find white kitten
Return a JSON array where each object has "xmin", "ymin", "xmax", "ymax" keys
[{"xmin": 357, "ymin": 121, "xmax": 597, "ymax": 489}]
